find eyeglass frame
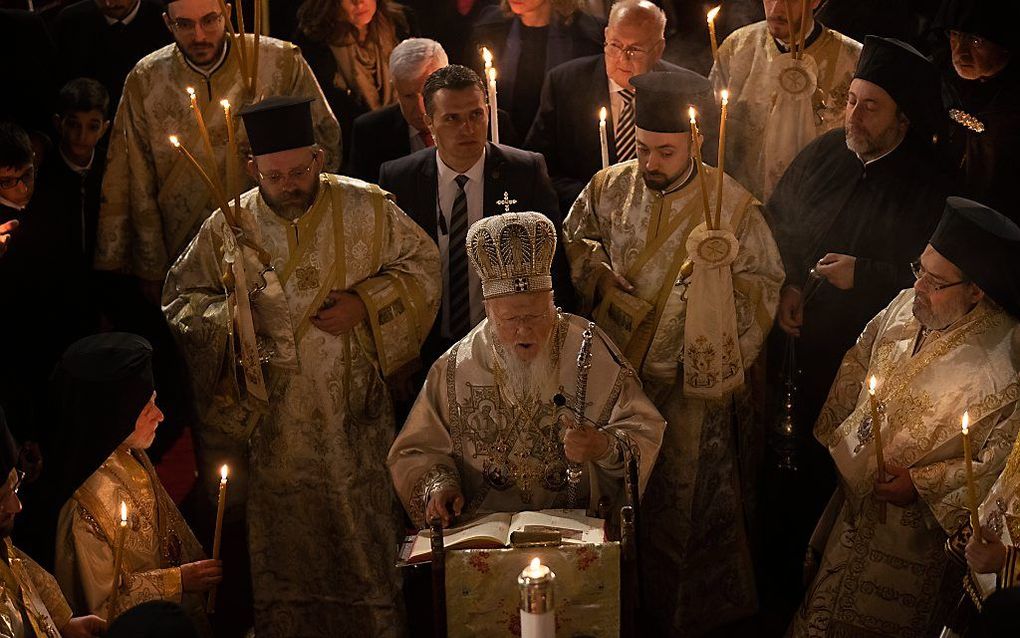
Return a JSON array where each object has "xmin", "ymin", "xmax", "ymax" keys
[
  {"xmin": 604, "ymin": 40, "xmax": 654, "ymax": 62},
  {"xmin": 255, "ymin": 152, "xmax": 320, "ymax": 188},
  {"xmin": 910, "ymin": 260, "xmax": 969, "ymax": 293},
  {"xmin": 0, "ymin": 165, "xmax": 35, "ymax": 191},
  {"xmin": 169, "ymin": 12, "xmax": 225, "ymax": 35}
]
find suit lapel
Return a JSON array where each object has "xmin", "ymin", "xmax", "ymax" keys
[
  {"xmin": 389, "ymin": 106, "xmax": 412, "ymax": 157},
  {"xmin": 417, "ymin": 149, "xmax": 440, "ymax": 242}
]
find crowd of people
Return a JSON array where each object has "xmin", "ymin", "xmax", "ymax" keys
[{"xmin": 0, "ymin": 0, "xmax": 1017, "ymax": 636}]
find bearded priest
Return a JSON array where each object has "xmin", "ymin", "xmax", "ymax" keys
[{"xmin": 388, "ymin": 212, "xmax": 665, "ymax": 529}]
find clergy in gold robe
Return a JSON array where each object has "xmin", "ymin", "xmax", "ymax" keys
[
  {"xmin": 389, "ymin": 212, "xmax": 665, "ymax": 529},
  {"xmin": 790, "ymin": 198, "xmax": 1020, "ymax": 638},
  {"xmin": 94, "ymin": 0, "xmax": 341, "ymax": 292},
  {"xmin": 44, "ymin": 334, "xmax": 217, "ymax": 629},
  {"xmin": 0, "ymin": 409, "xmax": 106, "ymax": 638},
  {"xmin": 164, "ymin": 96, "xmax": 441, "ymax": 637},
  {"xmin": 709, "ymin": 0, "xmax": 860, "ymax": 201},
  {"xmin": 562, "ymin": 73, "xmax": 784, "ymax": 635}
]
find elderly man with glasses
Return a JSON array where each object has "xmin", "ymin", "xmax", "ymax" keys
[
  {"xmin": 165, "ymin": 96, "xmax": 439, "ymax": 638},
  {"xmin": 94, "ymin": 0, "xmax": 340, "ymax": 308},
  {"xmin": 790, "ymin": 197, "xmax": 1020, "ymax": 637},
  {"xmin": 524, "ymin": 0, "xmax": 717, "ymax": 214}
]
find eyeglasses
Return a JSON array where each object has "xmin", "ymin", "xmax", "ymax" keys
[
  {"xmin": 910, "ymin": 260, "xmax": 968, "ymax": 292},
  {"xmin": 169, "ymin": 12, "xmax": 224, "ymax": 35},
  {"xmin": 256, "ymin": 153, "xmax": 319, "ymax": 187},
  {"xmin": 604, "ymin": 41, "xmax": 651, "ymax": 62},
  {"xmin": 0, "ymin": 166, "xmax": 34, "ymax": 190},
  {"xmin": 948, "ymin": 30, "xmax": 987, "ymax": 49}
]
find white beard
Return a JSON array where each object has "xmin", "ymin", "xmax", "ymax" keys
[{"xmin": 494, "ymin": 334, "xmax": 558, "ymax": 405}]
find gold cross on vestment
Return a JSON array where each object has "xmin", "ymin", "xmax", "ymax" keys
[{"xmin": 497, "ymin": 191, "xmax": 518, "ymax": 214}]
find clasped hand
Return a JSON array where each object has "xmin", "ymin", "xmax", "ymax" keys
[
  {"xmin": 310, "ymin": 290, "xmax": 366, "ymax": 335},
  {"xmin": 560, "ymin": 414, "xmax": 610, "ymax": 464}
]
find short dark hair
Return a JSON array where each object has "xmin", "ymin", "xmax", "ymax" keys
[
  {"xmin": 57, "ymin": 78, "xmax": 110, "ymax": 118},
  {"xmin": 423, "ymin": 64, "xmax": 486, "ymax": 117},
  {"xmin": 0, "ymin": 122, "xmax": 33, "ymax": 170}
]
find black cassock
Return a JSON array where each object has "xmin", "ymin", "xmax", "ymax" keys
[
  {"xmin": 765, "ymin": 128, "xmax": 947, "ymax": 522},
  {"xmin": 948, "ymin": 63, "xmax": 1020, "ymax": 224}
]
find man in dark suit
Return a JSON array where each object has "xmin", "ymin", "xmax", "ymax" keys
[
  {"xmin": 346, "ymin": 38, "xmax": 518, "ymax": 182},
  {"xmin": 53, "ymin": 0, "xmax": 172, "ymax": 110},
  {"xmin": 525, "ymin": 0, "xmax": 717, "ymax": 213},
  {"xmin": 379, "ymin": 64, "xmax": 573, "ymax": 366}
]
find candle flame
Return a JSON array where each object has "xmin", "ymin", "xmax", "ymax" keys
[
  {"xmin": 688, "ymin": 106, "xmax": 697, "ymax": 123},
  {"xmin": 707, "ymin": 6, "xmax": 720, "ymax": 22},
  {"xmin": 487, "ymin": 67, "xmax": 497, "ymax": 82},
  {"xmin": 599, "ymin": 106, "xmax": 607, "ymax": 123},
  {"xmin": 868, "ymin": 375, "xmax": 877, "ymax": 395},
  {"xmin": 721, "ymin": 89, "xmax": 729, "ymax": 105},
  {"xmin": 120, "ymin": 501, "xmax": 127, "ymax": 523},
  {"xmin": 220, "ymin": 464, "xmax": 229, "ymax": 481},
  {"xmin": 962, "ymin": 411, "xmax": 969, "ymax": 435},
  {"xmin": 168, "ymin": 135, "xmax": 180, "ymax": 147},
  {"xmin": 186, "ymin": 86, "xmax": 196, "ymax": 97},
  {"xmin": 530, "ymin": 557, "xmax": 541, "ymax": 570},
  {"xmin": 482, "ymin": 47, "xmax": 493, "ymax": 67},
  {"xmin": 220, "ymin": 99, "xmax": 231, "ymax": 110}
]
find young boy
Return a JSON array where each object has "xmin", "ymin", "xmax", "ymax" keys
[{"xmin": 37, "ymin": 77, "xmax": 110, "ymax": 267}]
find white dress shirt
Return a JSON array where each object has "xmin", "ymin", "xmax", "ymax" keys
[{"xmin": 436, "ymin": 149, "xmax": 486, "ymax": 339}]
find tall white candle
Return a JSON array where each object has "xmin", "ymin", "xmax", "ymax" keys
[
  {"xmin": 487, "ymin": 67, "xmax": 500, "ymax": 145},
  {"xmin": 518, "ymin": 558, "xmax": 555, "ymax": 638}
]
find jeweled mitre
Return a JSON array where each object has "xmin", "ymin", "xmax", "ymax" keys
[{"xmin": 466, "ymin": 212, "xmax": 556, "ymax": 299}]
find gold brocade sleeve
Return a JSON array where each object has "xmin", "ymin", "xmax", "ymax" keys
[
  {"xmin": 95, "ymin": 71, "xmax": 167, "ymax": 279},
  {"xmin": 64, "ymin": 501, "xmax": 183, "ymax": 620},
  {"xmin": 15, "ymin": 547, "xmax": 73, "ymax": 630},
  {"xmin": 729, "ymin": 203, "xmax": 784, "ymax": 365},
  {"xmin": 562, "ymin": 172, "xmax": 613, "ymax": 314},
  {"xmin": 162, "ymin": 211, "xmax": 233, "ymax": 415},
  {"xmin": 911, "ymin": 403, "xmax": 1020, "ymax": 533},
  {"xmin": 1001, "ymin": 545, "xmax": 1020, "ymax": 589},
  {"xmin": 387, "ymin": 358, "xmax": 462, "ymax": 528},
  {"xmin": 351, "ymin": 198, "xmax": 441, "ymax": 380},
  {"xmin": 813, "ymin": 305, "xmax": 887, "ymax": 446}
]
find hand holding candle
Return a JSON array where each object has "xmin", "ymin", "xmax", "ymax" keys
[
  {"xmin": 598, "ymin": 107, "xmax": 609, "ymax": 170},
  {"xmin": 518, "ymin": 558, "xmax": 555, "ymax": 638},
  {"xmin": 962, "ymin": 412, "xmax": 981, "ymax": 536}
]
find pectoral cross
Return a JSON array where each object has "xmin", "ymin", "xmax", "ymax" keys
[{"xmin": 497, "ymin": 191, "xmax": 518, "ymax": 214}]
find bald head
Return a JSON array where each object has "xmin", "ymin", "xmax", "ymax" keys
[
  {"xmin": 608, "ymin": 0, "xmax": 666, "ymax": 40},
  {"xmin": 604, "ymin": 0, "xmax": 666, "ymax": 89}
]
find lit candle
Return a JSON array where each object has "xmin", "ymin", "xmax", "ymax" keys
[
  {"xmin": 109, "ymin": 501, "xmax": 128, "ymax": 615},
  {"xmin": 868, "ymin": 376, "xmax": 886, "ymax": 523},
  {"xmin": 707, "ymin": 6, "xmax": 721, "ymax": 67},
  {"xmin": 487, "ymin": 67, "xmax": 500, "ymax": 145},
  {"xmin": 169, "ymin": 136, "xmax": 236, "ymax": 228},
  {"xmin": 962, "ymin": 412, "xmax": 981, "ymax": 535},
  {"xmin": 688, "ymin": 107, "xmax": 714, "ymax": 229},
  {"xmin": 208, "ymin": 465, "xmax": 229, "ymax": 612},
  {"xmin": 221, "ymin": 100, "xmax": 239, "ymax": 213},
  {"xmin": 598, "ymin": 107, "xmax": 609, "ymax": 170},
  {"xmin": 714, "ymin": 90, "xmax": 728, "ymax": 229},
  {"xmin": 518, "ymin": 558, "xmax": 555, "ymax": 638},
  {"xmin": 186, "ymin": 87, "xmax": 227, "ymax": 200}
]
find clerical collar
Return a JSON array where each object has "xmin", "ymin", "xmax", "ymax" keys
[
  {"xmin": 182, "ymin": 39, "xmax": 230, "ymax": 78},
  {"xmin": 774, "ymin": 20, "xmax": 822, "ymax": 53},
  {"xmin": 60, "ymin": 147, "xmax": 94, "ymax": 174},
  {"xmin": 854, "ymin": 136, "xmax": 905, "ymax": 167},
  {"xmin": 0, "ymin": 194, "xmax": 26, "ymax": 211},
  {"xmin": 656, "ymin": 159, "xmax": 696, "ymax": 196},
  {"xmin": 104, "ymin": 0, "xmax": 141, "ymax": 26}
]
